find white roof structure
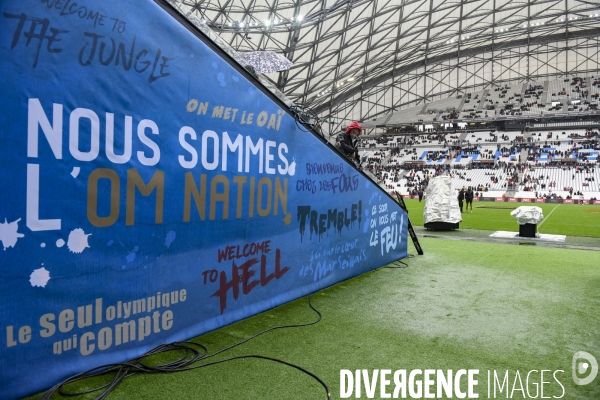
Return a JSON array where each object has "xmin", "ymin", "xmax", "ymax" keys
[{"xmin": 168, "ymin": 0, "xmax": 600, "ymax": 133}]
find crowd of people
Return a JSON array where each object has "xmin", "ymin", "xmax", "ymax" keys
[
  {"xmin": 354, "ymin": 127, "xmax": 600, "ymax": 198},
  {"xmin": 432, "ymin": 77, "xmax": 600, "ymax": 120}
]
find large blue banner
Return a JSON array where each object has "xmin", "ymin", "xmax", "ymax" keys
[{"xmin": 0, "ymin": 0, "xmax": 408, "ymax": 398}]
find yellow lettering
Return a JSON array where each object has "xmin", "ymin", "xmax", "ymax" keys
[
  {"xmin": 186, "ymin": 99, "xmax": 198, "ymax": 112},
  {"xmin": 233, "ymin": 176, "xmax": 247, "ymax": 218},
  {"xmin": 210, "ymin": 175, "xmax": 229, "ymax": 220},
  {"xmin": 182, "ymin": 174, "xmax": 289, "ymax": 222},
  {"xmin": 197, "ymin": 102, "xmax": 208, "ymax": 115},
  {"xmin": 256, "ymin": 111, "xmax": 268, "ymax": 127},
  {"xmin": 274, "ymin": 177, "xmax": 288, "ymax": 216},
  {"xmin": 267, "ymin": 113, "xmax": 277, "ymax": 129},
  {"xmin": 212, "ymin": 106, "xmax": 224, "ymax": 118},
  {"xmin": 183, "ymin": 173, "xmax": 206, "ymax": 221},
  {"xmin": 249, "ymin": 176, "xmax": 255, "ymax": 217},
  {"xmin": 257, "ymin": 177, "xmax": 272, "ymax": 217},
  {"xmin": 126, "ymin": 168, "xmax": 164, "ymax": 226},
  {"xmin": 87, "ymin": 168, "xmax": 120, "ymax": 227}
]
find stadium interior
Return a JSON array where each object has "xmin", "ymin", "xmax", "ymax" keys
[
  {"xmin": 169, "ymin": 0, "xmax": 600, "ymax": 202},
  {"xmin": 9, "ymin": 0, "xmax": 600, "ymax": 398}
]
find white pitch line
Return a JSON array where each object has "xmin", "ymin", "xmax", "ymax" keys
[{"xmin": 538, "ymin": 204, "xmax": 560, "ymax": 228}]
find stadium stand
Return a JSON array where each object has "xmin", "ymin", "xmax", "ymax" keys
[{"xmin": 357, "ymin": 91, "xmax": 600, "ymax": 200}]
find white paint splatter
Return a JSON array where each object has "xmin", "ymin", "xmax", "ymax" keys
[
  {"xmin": 56, "ymin": 239, "xmax": 65, "ymax": 248},
  {"xmin": 30, "ymin": 267, "xmax": 50, "ymax": 287},
  {"xmin": 288, "ymin": 158, "xmax": 296, "ymax": 176},
  {"xmin": 40, "ymin": 243, "xmax": 46, "ymax": 248},
  {"xmin": 0, "ymin": 218, "xmax": 25, "ymax": 250},
  {"xmin": 67, "ymin": 228, "xmax": 91, "ymax": 254},
  {"xmin": 165, "ymin": 231, "xmax": 176, "ymax": 248},
  {"xmin": 71, "ymin": 167, "xmax": 80, "ymax": 178}
]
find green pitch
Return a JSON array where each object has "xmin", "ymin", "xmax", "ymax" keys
[{"xmin": 404, "ymin": 199, "xmax": 600, "ymax": 238}]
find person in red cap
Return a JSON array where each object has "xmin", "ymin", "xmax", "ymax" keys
[{"xmin": 336, "ymin": 121, "xmax": 362, "ymax": 164}]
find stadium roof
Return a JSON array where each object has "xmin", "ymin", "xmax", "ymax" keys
[{"xmin": 168, "ymin": 0, "xmax": 600, "ymax": 130}]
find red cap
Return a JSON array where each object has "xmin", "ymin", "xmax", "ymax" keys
[{"xmin": 345, "ymin": 121, "xmax": 362, "ymax": 135}]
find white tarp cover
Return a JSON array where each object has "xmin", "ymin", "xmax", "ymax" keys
[
  {"xmin": 510, "ymin": 206, "xmax": 544, "ymax": 225},
  {"xmin": 423, "ymin": 176, "xmax": 462, "ymax": 224}
]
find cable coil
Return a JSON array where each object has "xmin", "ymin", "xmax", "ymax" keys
[{"xmin": 39, "ymin": 295, "xmax": 330, "ymax": 400}]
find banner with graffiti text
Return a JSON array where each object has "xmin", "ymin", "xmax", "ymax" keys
[{"xmin": 0, "ymin": 0, "xmax": 408, "ymax": 398}]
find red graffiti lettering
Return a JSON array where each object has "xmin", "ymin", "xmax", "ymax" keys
[{"xmin": 211, "ymin": 249, "xmax": 289, "ymax": 313}]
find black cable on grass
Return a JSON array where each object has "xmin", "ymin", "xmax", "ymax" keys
[
  {"xmin": 39, "ymin": 295, "xmax": 330, "ymax": 400},
  {"xmin": 384, "ymin": 260, "xmax": 410, "ymax": 268}
]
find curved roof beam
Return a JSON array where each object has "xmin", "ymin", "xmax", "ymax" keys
[{"xmin": 313, "ymin": 27, "xmax": 600, "ymax": 115}]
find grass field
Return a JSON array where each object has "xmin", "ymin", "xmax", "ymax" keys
[
  {"xmin": 29, "ymin": 237, "xmax": 600, "ymax": 400},
  {"xmin": 403, "ymin": 199, "xmax": 600, "ymax": 238}
]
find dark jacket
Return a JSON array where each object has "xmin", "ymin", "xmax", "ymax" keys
[
  {"xmin": 465, "ymin": 189, "xmax": 474, "ymax": 200},
  {"xmin": 336, "ymin": 131, "xmax": 359, "ymax": 161},
  {"xmin": 458, "ymin": 190, "xmax": 465, "ymax": 201}
]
